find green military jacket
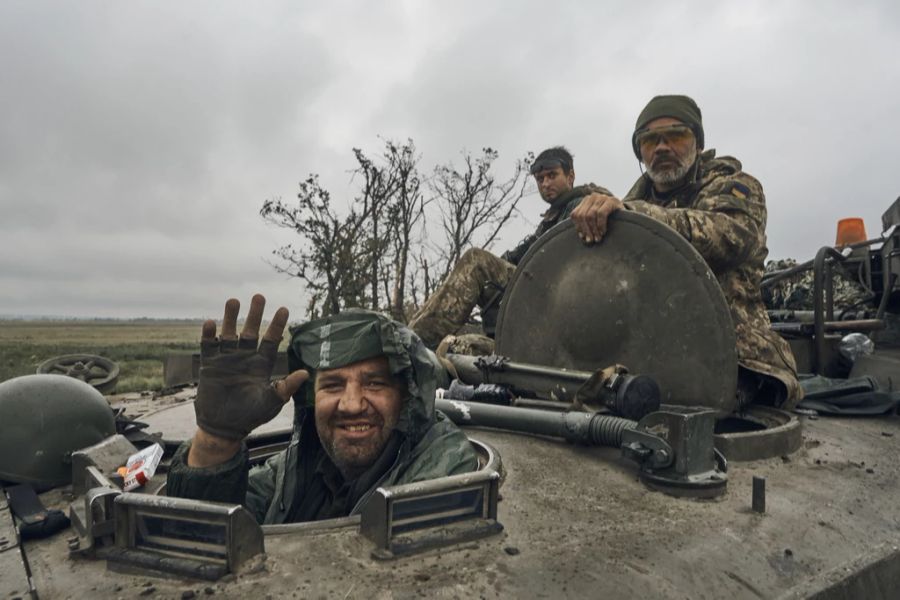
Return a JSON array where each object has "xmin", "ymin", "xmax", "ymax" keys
[
  {"xmin": 623, "ymin": 150, "xmax": 802, "ymax": 406},
  {"xmin": 168, "ymin": 316, "xmax": 478, "ymax": 524}
]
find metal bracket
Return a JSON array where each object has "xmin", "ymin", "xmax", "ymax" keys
[
  {"xmin": 622, "ymin": 407, "xmax": 728, "ymax": 498},
  {"xmin": 69, "ymin": 466, "xmax": 121, "ymax": 555},
  {"xmin": 359, "ymin": 439, "xmax": 504, "ymax": 559},
  {"xmin": 103, "ymin": 494, "xmax": 264, "ymax": 581},
  {"xmin": 621, "ymin": 429, "xmax": 673, "ymax": 470},
  {"xmin": 68, "ymin": 465, "xmax": 264, "ymax": 580},
  {"xmin": 71, "ymin": 434, "xmax": 138, "ymax": 496}
]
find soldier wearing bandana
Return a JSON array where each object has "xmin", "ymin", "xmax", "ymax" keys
[
  {"xmin": 408, "ymin": 146, "xmax": 611, "ymax": 350},
  {"xmin": 571, "ymin": 95, "xmax": 802, "ymax": 408},
  {"xmin": 167, "ymin": 295, "xmax": 478, "ymax": 523}
]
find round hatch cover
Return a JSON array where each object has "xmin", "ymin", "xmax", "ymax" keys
[
  {"xmin": 495, "ymin": 213, "xmax": 738, "ymax": 412},
  {"xmin": 141, "ymin": 399, "xmax": 295, "ymax": 444}
]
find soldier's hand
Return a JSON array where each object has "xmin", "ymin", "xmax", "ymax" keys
[
  {"xmin": 570, "ymin": 193, "xmax": 624, "ymax": 244},
  {"xmin": 192, "ymin": 294, "xmax": 308, "ymax": 445}
]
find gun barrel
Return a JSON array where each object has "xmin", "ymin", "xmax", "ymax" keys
[
  {"xmin": 445, "ymin": 353, "xmax": 591, "ymax": 401},
  {"xmin": 435, "ymin": 398, "xmax": 635, "ymax": 447}
]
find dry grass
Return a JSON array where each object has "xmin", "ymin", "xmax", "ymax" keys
[
  {"xmin": 1, "ymin": 319, "xmax": 294, "ymax": 392},
  {"xmin": 0, "ymin": 320, "xmax": 203, "ymax": 392}
]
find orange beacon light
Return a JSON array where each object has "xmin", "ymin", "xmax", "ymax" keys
[{"xmin": 835, "ymin": 218, "xmax": 868, "ymax": 248}]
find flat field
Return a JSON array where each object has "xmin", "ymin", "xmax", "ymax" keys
[{"xmin": 0, "ymin": 320, "xmax": 204, "ymax": 392}]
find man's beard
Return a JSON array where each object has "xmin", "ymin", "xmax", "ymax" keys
[
  {"xmin": 317, "ymin": 411, "xmax": 396, "ymax": 480},
  {"xmin": 646, "ymin": 143, "xmax": 698, "ymax": 187}
]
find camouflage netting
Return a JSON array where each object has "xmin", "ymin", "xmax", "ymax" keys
[{"xmin": 763, "ymin": 258, "xmax": 874, "ymax": 313}]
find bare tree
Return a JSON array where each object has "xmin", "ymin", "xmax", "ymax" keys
[
  {"xmin": 350, "ymin": 139, "xmax": 424, "ymax": 321},
  {"xmin": 262, "ymin": 141, "xmax": 426, "ymax": 319},
  {"xmin": 260, "ymin": 176, "xmax": 371, "ymax": 318},
  {"xmin": 382, "ymin": 141, "xmax": 425, "ymax": 321},
  {"xmin": 428, "ymin": 148, "xmax": 533, "ymax": 283},
  {"xmin": 351, "ymin": 147, "xmax": 391, "ymax": 312},
  {"xmin": 261, "ymin": 140, "xmax": 530, "ymax": 319}
]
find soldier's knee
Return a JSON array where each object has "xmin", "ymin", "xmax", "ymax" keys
[{"xmin": 459, "ymin": 247, "xmax": 493, "ymax": 266}]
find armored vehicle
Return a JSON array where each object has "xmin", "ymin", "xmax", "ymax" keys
[{"xmin": 3, "ymin": 200, "xmax": 900, "ymax": 599}]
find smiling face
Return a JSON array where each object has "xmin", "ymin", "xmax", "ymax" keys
[
  {"xmin": 636, "ymin": 117, "xmax": 698, "ymax": 191},
  {"xmin": 313, "ymin": 355, "xmax": 404, "ymax": 480}
]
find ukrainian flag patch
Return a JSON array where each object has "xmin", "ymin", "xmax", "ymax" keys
[{"xmin": 730, "ymin": 183, "xmax": 750, "ymax": 199}]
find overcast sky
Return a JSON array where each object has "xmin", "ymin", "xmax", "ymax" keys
[{"xmin": 2, "ymin": 1, "xmax": 898, "ymax": 319}]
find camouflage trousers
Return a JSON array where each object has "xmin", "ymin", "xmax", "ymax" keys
[{"xmin": 409, "ymin": 248, "xmax": 515, "ymax": 348}]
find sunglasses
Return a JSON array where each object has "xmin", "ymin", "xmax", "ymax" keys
[{"xmin": 635, "ymin": 125, "xmax": 694, "ymax": 152}]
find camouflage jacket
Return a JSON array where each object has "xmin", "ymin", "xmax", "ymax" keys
[
  {"xmin": 168, "ymin": 320, "xmax": 478, "ymax": 524},
  {"xmin": 502, "ymin": 183, "xmax": 612, "ymax": 265},
  {"xmin": 623, "ymin": 150, "xmax": 802, "ymax": 406}
]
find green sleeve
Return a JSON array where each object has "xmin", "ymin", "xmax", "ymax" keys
[
  {"xmin": 166, "ymin": 441, "xmax": 249, "ymax": 507},
  {"xmin": 244, "ymin": 451, "xmax": 285, "ymax": 522},
  {"xmin": 167, "ymin": 441, "xmax": 284, "ymax": 524}
]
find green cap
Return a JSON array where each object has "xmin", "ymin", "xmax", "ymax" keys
[{"xmin": 632, "ymin": 95, "xmax": 704, "ymax": 158}]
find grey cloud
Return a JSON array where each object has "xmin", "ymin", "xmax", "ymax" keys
[{"xmin": 2, "ymin": 0, "xmax": 900, "ymax": 317}]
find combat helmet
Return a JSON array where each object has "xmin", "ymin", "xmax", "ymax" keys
[{"xmin": 0, "ymin": 374, "xmax": 116, "ymax": 489}]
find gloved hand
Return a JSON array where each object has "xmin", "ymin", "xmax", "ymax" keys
[{"xmin": 194, "ymin": 294, "xmax": 308, "ymax": 441}]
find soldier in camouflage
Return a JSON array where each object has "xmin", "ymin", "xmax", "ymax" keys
[
  {"xmin": 570, "ymin": 95, "xmax": 802, "ymax": 408},
  {"xmin": 408, "ymin": 147, "xmax": 611, "ymax": 350}
]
